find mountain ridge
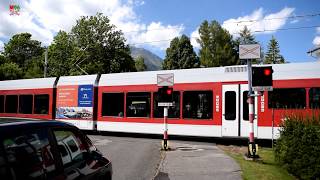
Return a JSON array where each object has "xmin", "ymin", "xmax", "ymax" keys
[{"xmin": 130, "ymin": 46, "xmax": 163, "ymax": 71}]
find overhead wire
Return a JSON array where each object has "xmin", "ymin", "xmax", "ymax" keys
[
  {"xmin": 122, "ymin": 12, "xmax": 320, "ymax": 34},
  {"xmin": 128, "ymin": 25, "xmax": 320, "ymax": 46}
]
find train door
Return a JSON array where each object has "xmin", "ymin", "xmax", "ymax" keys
[
  {"xmin": 222, "ymin": 85, "xmax": 239, "ymax": 136},
  {"xmin": 222, "ymin": 84, "xmax": 258, "ymax": 137},
  {"xmin": 239, "ymin": 84, "xmax": 258, "ymax": 138}
]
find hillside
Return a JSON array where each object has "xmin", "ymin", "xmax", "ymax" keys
[{"xmin": 130, "ymin": 46, "xmax": 163, "ymax": 71}]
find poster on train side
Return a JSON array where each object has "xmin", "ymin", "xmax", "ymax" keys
[{"xmin": 56, "ymin": 85, "xmax": 93, "ymax": 119}]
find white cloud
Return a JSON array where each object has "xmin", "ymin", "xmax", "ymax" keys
[
  {"xmin": 222, "ymin": 7, "xmax": 295, "ymax": 36},
  {"xmin": 126, "ymin": 22, "xmax": 184, "ymax": 50},
  {"xmin": 190, "ymin": 7, "xmax": 295, "ymax": 49},
  {"xmin": 0, "ymin": 0, "xmax": 183, "ymax": 50},
  {"xmin": 0, "ymin": 40, "xmax": 4, "ymax": 52},
  {"xmin": 190, "ymin": 28, "xmax": 200, "ymax": 49},
  {"xmin": 313, "ymin": 27, "xmax": 320, "ymax": 46},
  {"xmin": 313, "ymin": 36, "xmax": 320, "ymax": 46},
  {"xmin": 290, "ymin": 19, "xmax": 299, "ymax": 24},
  {"xmin": 0, "ymin": 1, "xmax": 54, "ymax": 45}
]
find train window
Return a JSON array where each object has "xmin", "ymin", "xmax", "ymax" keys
[
  {"xmin": 102, "ymin": 93, "xmax": 124, "ymax": 117},
  {"xmin": 0, "ymin": 96, "xmax": 4, "ymax": 113},
  {"xmin": 34, "ymin": 94, "xmax": 49, "ymax": 114},
  {"xmin": 5, "ymin": 95, "xmax": 18, "ymax": 113},
  {"xmin": 268, "ymin": 88, "xmax": 306, "ymax": 109},
  {"xmin": 243, "ymin": 91, "xmax": 248, "ymax": 120},
  {"xmin": 19, "ymin": 95, "xmax": 33, "ymax": 114},
  {"xmin": 126, "ymin": 92, "xmax": 150, "ymax": 117},
  {"xmin": 153, "ymin": 92, "xmax": 180, "ymax": 118},
  {"xmin": 225, "ymin": 91, "xmax": 236, "ymax": 120},
  {"xmin": 309, "ymin": 88, "xmax": 320, "ymax": 109},
  {"xmin": 183, "ymin": 91, "xmax": 213, "ymax": 119}
]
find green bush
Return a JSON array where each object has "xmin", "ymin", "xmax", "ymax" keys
[{"xmin": 275, "ymin": 114, "xmax": 320, "ymax": 179}]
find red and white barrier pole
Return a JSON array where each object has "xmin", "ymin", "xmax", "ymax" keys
[
  {"xmin": 163, "ymin": 107, "xmax": 169, "ymax": 150},
  {"xmin": 247, "ymin": 59, "xmax": 257, "ymax": 158},
  {"xmin": 248, "ymin": 97, "xmax": 254, "ymax": 143}
]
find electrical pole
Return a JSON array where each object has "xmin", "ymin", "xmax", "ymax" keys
[{"xmin": 44, "ymin": 47, "xmax": 48, "ymax": 78}]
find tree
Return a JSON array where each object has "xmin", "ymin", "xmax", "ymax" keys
[
  {"xmin": 264, "ymin": 36, "xmax": 285, "ymax": 64},
  {"xmin": 47, "ymin": 31, "xmax": 74, "ymax": 77},
  {"xmin": 23, "ymin": 56, "xmax": 44, "ymax": 78},
  {"xmin": 235, "ymin": 26, "xmax": 261, "ymax": 64},
  {"xmin": 236, "ymin": 26, "xmax": 257, "ymax": 45},
  {"xmin": 135, "ymin": 56, "xmax": 146, "ymax": 71},
  {"xmin": 163, "ymin": 34, "xmax": 199, "ymax": 70},
  {"xmin": 70, "ymin": 13, "xmax": 136, "ymax": 75},
  {"xmin": 0, "ymin": 62, "xmax": 23, "ymax": 80},
  {"xmin": 3, "ymin": 33, "xmax": 44, "ymax": 77},
  {"xmin": 197, "ymin": 20, "xmax": 238, "ymax": 67},
  {"xmin": 0, "ymin": 54, "xmax": 5, "ymax": 65}
]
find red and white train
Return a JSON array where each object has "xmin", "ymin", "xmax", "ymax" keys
[{"xmin": 0, "ymin": 62, "xmax": 319, "ymax": 139}]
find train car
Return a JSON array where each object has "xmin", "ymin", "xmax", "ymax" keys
[
  {"xmin": 96, "ymin": 62, "xmax": 320, "ymax": 139},
  {"xmin": 0, "ymin": 62, "xmax": 319, "ymax": 139},
  {"xmin": 0, "ymin": 77, "xmax": 57, "ymax": 120},
  {"xmin": 97, "ymin": 65, "xmax": 255, "ymax": 138},
  {"xmin": 55, "ymin": 74, "xmax": 99, "ymax": 130}
]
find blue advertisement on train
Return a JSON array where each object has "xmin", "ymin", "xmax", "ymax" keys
[{"xmin": 78, "ymin": 85, "xmax": 93, "ymax": 107}]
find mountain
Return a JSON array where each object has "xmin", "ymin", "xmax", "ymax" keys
[{"xmin": 130, "ymin": 46, "xmax": 163, "ymax": 71}]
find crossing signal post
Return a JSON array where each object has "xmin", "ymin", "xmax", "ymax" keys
[
  {"xmin": 158, "ymin": 86, "xmax": 173, "ymax": 151},
  {"xmin": 157, "ymin": 73, "xmax": 174, "ymax": 151},
  {"xmin": 239, "ymin": 44, "xmax": 265, "ymax": 159}
]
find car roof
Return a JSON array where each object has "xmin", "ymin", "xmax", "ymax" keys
[{"xmin": 0, "ymin": 118, "xmax": 75, "ymax": 134}]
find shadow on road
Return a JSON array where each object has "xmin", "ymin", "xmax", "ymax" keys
[{"xmin": 154, "ymin": 172, "xmax": 170, "ymax": 180}]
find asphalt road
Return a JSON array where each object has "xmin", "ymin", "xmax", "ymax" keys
[
  {"xmin": 87, "ymin": 135, "xmax": 241, "ymax": 180},
  {"xmin": 88, "ymin": 135, "xmax": 162, "ymax": 180}
]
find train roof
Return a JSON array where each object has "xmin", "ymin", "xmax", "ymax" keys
[
  {"xmin": 0, "ymin": 77, "xmax": 56, "ymax": 90},
  {"xmin": 0, "ymin": 62, "xmax": 319, "ymax": 89},
  {"xmin": 99, "ymin": 61, "xmax": 320, "ymax": 86},
  {"xmin": 57, "ymin": 74, "xmax": 98, "ymax": 86}
]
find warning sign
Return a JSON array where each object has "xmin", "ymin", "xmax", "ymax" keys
[{"xmin": 239, "ymin": 44, "xmax": 261, "ymax": 59}]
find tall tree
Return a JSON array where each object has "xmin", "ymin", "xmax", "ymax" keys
[
  {"xmin": 47, "ymin": 31, "xmax": 74, "ymax": 77},
  {"xmin": 4, "ymin": 33, "xmax": 44, "ymax": 77},
  {"xmin": 0, "ymin": 52, "xmax": 23, "ymax": 80},
  {"xmin": 163, "ymin": 34, "xmax": 199, "ymax": 70},
  {"xmin": 0, "ymin": 62, "xmax": 23, "ymax": 80},
  {"xmin": 236, "ymin": 26, "xmax": 257, "ymax": 45},
  {"xmin": 197, "ymin": 20, "xmax": 238, "ymax": 67},
  {"xmin": 0, "ymin": 54, "xmax": 5, "ymax": 65},
  {"xmin": 70, "ymin": 13, "xmax": 136, "ymax": 75},
  {"xmin": 235, "ymin": 26, "xmax": 261, "ymax": 64},
  {"xmin": 135, "ymin": 56, "xmax": 146, "ymax": 71},
  {"xmin": 264, "ymin": 36, "xmax": 285, "ymax": 64}
]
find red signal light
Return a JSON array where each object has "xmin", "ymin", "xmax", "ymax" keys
[
  {"xmin": 264, "ymin": 68, "xmax": 271, "ymax": 76},
  {"xmin": 166, "ymin": 89, "xmax": 172, "ymax": 95}
]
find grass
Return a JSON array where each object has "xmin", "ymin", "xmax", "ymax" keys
[{"xmin": 219, "ymin": 146, "xmax": 295, "ymax": 180}]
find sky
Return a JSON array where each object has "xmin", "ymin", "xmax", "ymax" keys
[{"xmin": 0, "ymin": 0, "xmax": 320, "ymax": 63}]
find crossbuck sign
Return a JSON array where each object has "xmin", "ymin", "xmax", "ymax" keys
[
  {"xmin": 239, "ymin": 44, "xmax": 261, "ymax": 59},
  {"xmin": 157, "ymin": 73, "xmax": 174, "ymax": 87}
]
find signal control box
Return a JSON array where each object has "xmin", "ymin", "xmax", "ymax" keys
[{"xmin": 252, "ymin": 66, "xmax": 273, "ymax": 91}]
